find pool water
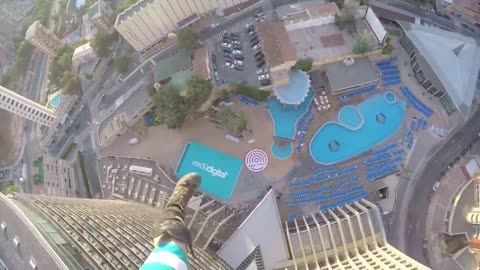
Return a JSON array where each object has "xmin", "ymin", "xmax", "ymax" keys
[
  {"xmin": 50, "ymin": 94, "xmax": 62, "ymax": 108},
  {"xmin": 310, "ymin": 93, "xmax": 406, "ymax": 164},
  {"xmin": 266, "ymin": 91, "xmax": 313, "ymax": 158},
  {"xmin": 385, "ymin": 91, "xmax": 396, "ymax": 103},
  {"xmin": 271, "ymin": 142, "xmax": 292, "ymax": 159},
  {"xmin": 338, "ymin": 106, "xmax": 362, "ymax": 129}
]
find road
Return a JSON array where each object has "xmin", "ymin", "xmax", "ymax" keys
[
  {"xmin": 18, "ymin": 52, "xmax": 48, "ymax": 193},
  {"xmin": 390, "ymin": 109, "xmax": 480, "ymax": 265}
]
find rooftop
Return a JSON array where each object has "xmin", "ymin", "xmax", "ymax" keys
[
  {"xmin": 116, "ymin": 0, "xmax": 154, "ymax": 25},
  {"xmin": 256, "ymin": 21, "xmax": 297, "ymax": 68},
  {"xmin": 276, "ymin": 1, "xmax": 339, "ymax": 20},
  {"xmin": 325, "ymin": 57, "xmax": 378, "ymax": 92},
  {"xmin": 399, "ymin": 21, "xmax": 480, "ymax": 119},
  {"xmin": 192, "ymin": 47, "xmax": 210, "ymax": 80},
  {"xmin": 217, "ymin": 190, "xmax": 289, "ymax": 269},
  {"xmin": 154, "ymin": 51, "xmax": 192, "ymax": 82}
]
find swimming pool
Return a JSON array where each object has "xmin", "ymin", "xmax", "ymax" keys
[
  {"xmin": 266, "ymin": 91, "xmax": 313, "ymax": 158},
  {"xmin": 385, "ymin": 91, "xmax": 396, "ymax": 103},
  {"xmin": 176, "ymin": 141, "xmax": 243, "ymax": 201},
  {"xmin": 50, "ymin": 94, "xmax": 62, "ymax": 108},
  {"xmin": 338, "ymin": 106, "xmax": 363, "ymax": 129},
  {"xmin": 271, "ymin": 142, "xmax": 292, "ymax": 159},
  {"xmin": 310, "ymin": 93, "xmax": 406, "ymax": 164}
]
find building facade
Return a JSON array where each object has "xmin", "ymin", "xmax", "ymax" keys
[
  {"xmin": 0, "ymin": 85, "xmax": 55, "ymax": 127},
  {"xmin": 43, "ymin": 155, "xmax": 77, "ymax": 197},
  {"xmin": 114, "ymin": 0, "xmax": 256, "ymax": 52},
  {"xmin": 0, "ymin": 193, "xmax": 232, "ymax": 270},
  {"xmin": 25, "ymin": 20, "xmax": 64, "ymax": 57}
]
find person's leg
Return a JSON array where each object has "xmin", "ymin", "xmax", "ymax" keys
[{"xmin": 140, "ymin": 173, "xmax": 201, "ymax": 270}]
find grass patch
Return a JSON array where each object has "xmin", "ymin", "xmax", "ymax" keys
[
  {"xmin": 33, "ymin": 157, "xmax": 44, "ymax": 185},
  {"xmin": 76, "ymin": 152, "xmax": 92, "ymax": 198}
]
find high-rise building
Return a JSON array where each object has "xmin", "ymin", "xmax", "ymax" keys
[
  {"xmin": 114, "ymin": 0, "xmax": 256, "ymax": 52},
  {"xmin": 0, "ymin": 193, "xmax": 232, "ymax": 270},
  {"xmin": 25, "ymin": 20, "xmax": 64, "ymax": 57},
  {"xmin": 43, "ymin": 155, "xmax": 77, "ymax": 197},
  {"xmin": 0, "ymin": 85, "xmax": 56, "ymax": 127}
]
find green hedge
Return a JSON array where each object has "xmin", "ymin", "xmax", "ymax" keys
[{"xmin": 234, "ymin": 84, "xmax": 270, "ymax": 102}]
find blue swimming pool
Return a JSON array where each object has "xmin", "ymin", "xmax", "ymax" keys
[
  {"xmin": 50, "ymin": 94, "xmax": 62, "ymax": 108},
  {"xmin": 338, "ymin": 106, "xmax": 362, "ymax": 129},
  {"xmin": 310, "ymin": 93, "xmax": 406, "ymax": 164},
  {"xmin": 271, "ymin": 142, "xmax": 292, "ymax": 159},
  {"xmin": 266, "ymin": 91, "xmax": 313, "ymax": 158}
]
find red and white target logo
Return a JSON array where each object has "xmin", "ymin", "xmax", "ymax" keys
[{"xmin": 245, "ymin": 149, "xmax": 268, "ymax": 172}]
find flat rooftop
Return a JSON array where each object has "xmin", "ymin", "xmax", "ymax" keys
[
  {"xmin": 116, "ymin": 0, "xmax": 154, "ymax": 25},
  {"xmin": 287, "ymin": 20, "xmax": 379, "ymax": 62},
  {"xmin": 325, "ymin": 57, "xmax": 378, "ymax": 92}
]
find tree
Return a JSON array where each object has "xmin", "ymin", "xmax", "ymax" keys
[
  {"xmin": 49, "ymin": 45, "xmax": 74, "ymax": 86},
  {"xmin": 2, "ymin": 183, "xmax": 17, "ymax": 195},
  {"xmin": 177, "ymin": 27, "xmax": 199, "ymax": 52},
  {"xmin": 291, "ymin": 58, "xmax": 313, "ymax": 72},
  {"xmin": 335, "ymin": 8, "xmax": 356, "ymax": 34},
  {"xmin": 234, "ymin": 84, "xmax": 270, "ymax": 101},
  {"xmin": 185, "ymin": 76, "xmax": 212, "ymax": 109},
  {"xmin": 117, "ymin": 0, "xmax": 138, "ymax": 13},
  {"xmin": 92, "ymin": 32, "xmax": 115, "ymax": 58},
  {"xmin": 114, "ymin": 54, "xmax": 129, "ymax": 74},
  {"xmin": 61, "ymin": 72, "xmax": 82, "ymax": 96},
  {"xmin": 218, "ymin": 109, "xmax": 248, "ymax": 135},
  {"xmin": 153, "ymin": 85, "xmax": 190, "ymax": 129},
  {"xmin": 11, "ymin": 40, "xmax": 33, "ymax": 79},
  {"xmin": 352, "ymin": 31, "xmax": 371, "ymax": 54}
]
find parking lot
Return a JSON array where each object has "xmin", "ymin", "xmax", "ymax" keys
[
  {"xmin": 206, "ymin": 12, "xmax": 272, "ymax": 87},
  {"xmin": 98, "ymin": 156, "xmax": 176, "ymax": 207}
]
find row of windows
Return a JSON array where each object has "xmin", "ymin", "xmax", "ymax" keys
[{"xmin": 0, "ymin": 93, "xmax": 54, "ymax": 122}]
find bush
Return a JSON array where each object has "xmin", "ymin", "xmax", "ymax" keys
[
  {"xmin": 382, "ymin": 43, "xmax": 394, "ymax": 55},
  {"xmin": 234, "ymin": 84, "xmax": 270, "ymax": 101},
  {"xmin": 114, "ymin": 54, "xmax": 129, "ymax": 74},
  {"xmin": 218, "ymin": 109, "xmax": 248, "ymax": 135},
  {"xmin": 335, "ymin": 8, "xmax": 356, "ymax": 34},
  {"xmin": 177, "ymin": 27, "xmax": 199, "ymax": 52},
  {"xmin": 291, "ymin": 58, "xmax": 313, "ymax": 72}
]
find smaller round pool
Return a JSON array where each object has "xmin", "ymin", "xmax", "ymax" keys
[
  {"xmin": 385, "ymin": 91, "xmax": 396, "ymax": 104},
  {"xmin": 338, "ymin": 106, "xmax": 362, "ymax": 129},
  {"xmin": 271, "ymin": 141, "xmax": 292, "ymax": 159},
  {"xmin": 50, "ymin": 94, "xmax": 62, "ymax": 108}
]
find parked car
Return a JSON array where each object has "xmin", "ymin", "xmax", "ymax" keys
[
  {"xmin": 231, "ymin": 40, "xmax": 241, "ymax": 45},
  {"xmin": 230, "ymin": 33, "xmax": 240, "ymax": 38},
  {"xmin": 250, "ymin": 36, "xmax": 259, "ymax": 43},
  {"xmin": 258, "ymin": 74, "xmax": 270, "ymax": 80},
  {"xmin": 233, "ymin": 44, "xmax": 242, "ymax": 50},
  {"xmin": 250, "ymin": 40, "xmax": 259, "ymax": 47},
  {"xmin": 234, "ymin": 60, "xmax": 244, "ymax": 65},
  {"xmin": 222, "ymin": 37, "xmax": 231, "ymax": 43},
  {"xmin": 210, "ymin": 22, "xmax": 220, "ymax": 29},
  {"xmin": 248, "ymin": 30, "xmax": 256, "ymax": 36},
  {"xmin": 224, "ymin": 57, "xmax": 234, "ymax": 63},
  {"xmin": 224, "ymin": 52, "xmax": 233, "ymax": 58},
  {"xmin": 223, "ymin": 47, "xmax": 232, "ymax": 53},
  {"xmin": 247, "ymin": 25, "xmax": 255, "ymax": 32},
  {"xmin": 233, "ymin": 55, "xmax": 244, "ymax": 60},
  {"xmin": 256, "ymin": 60, "xmax": 265, "ymax": 68},
  {"xmin": 255, "ymin": 54, "xmax": 264, "ymax": 61},
  {"xmin": 214, "ymin": 71, "xmax": 220, "ymax": 81},
  {"xmin": 234, "ymin": 65, "xmax": 244, "ymax": 71},
  {"xmin": 221, "ymin": 42, "xmax": 232, "ymax": 48},
  {"xmin": 232, "ymin": 50, "xmax": 243, "ymax": 55},
  {"xmin": 260, "ymin": 79, "xmax": 271, "ymax": 86},
  {"xmin": 254, "ymin": 50, "xmax": 263, "ymax": 57},
  {"xmin": 245, "ymin": 23, "xmax": 253, "ymax": 29},
  {"xmin": 252, "ymin": 44, "xmax": 261, "ymax": 51},
  {"xmin": 226, "ymin": 62, "xmax": 235, "ymax": 69},
  {"xmin": 256, "ymin": 68, "xmax": 268, "ymax": 75}
]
